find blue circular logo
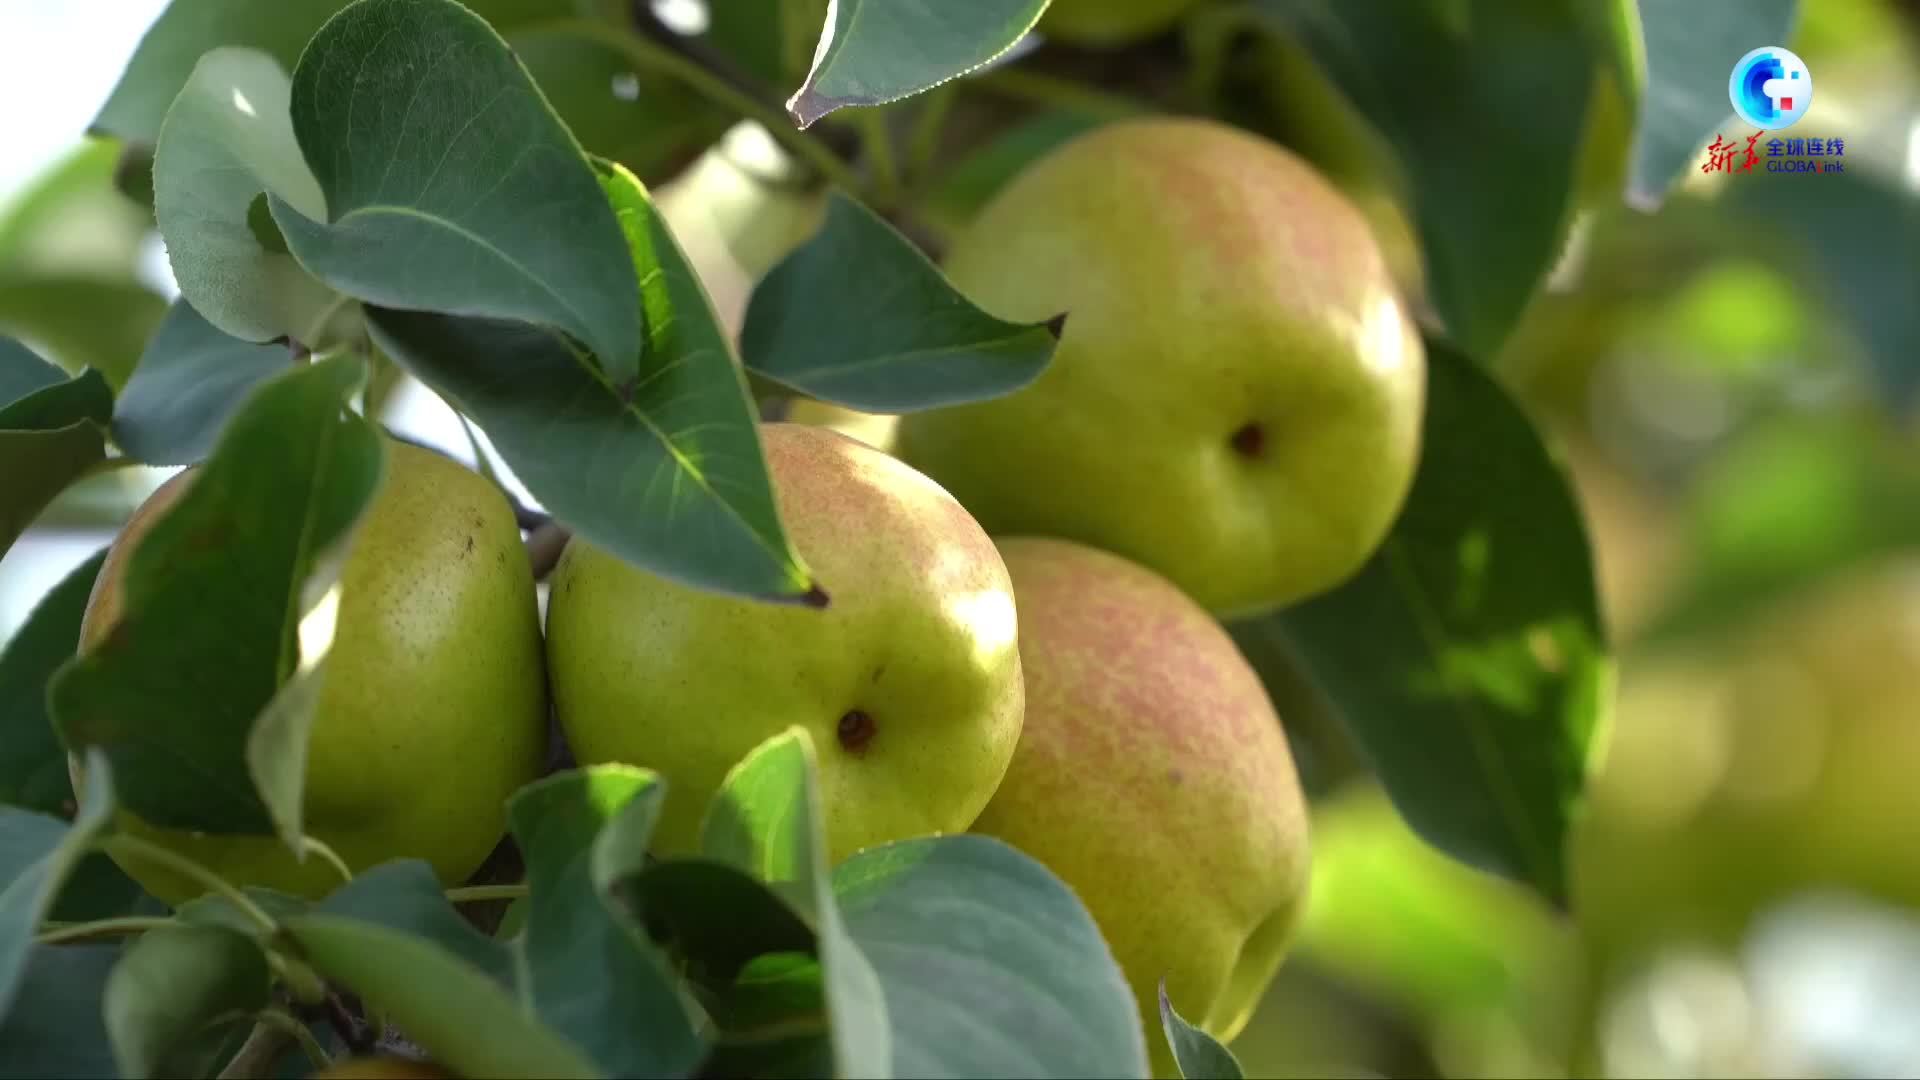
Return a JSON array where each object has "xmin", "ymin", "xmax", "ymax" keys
[{"xmin": 1730, "ymin": 46, "xmax": 1813, "ymax": 130}]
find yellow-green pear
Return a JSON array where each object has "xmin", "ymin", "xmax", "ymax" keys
[
  {"xmin": 1040, "ymin": 0, "xmax": 1206, "ymax": 46},
  {"xmin": 77, "ymin": 440, "xmax": 548, "ymax": 905},
  {"xmin": 895, "ymin": 119, "xmax": 1425, "ymax": 617},
  {"xmin": 972, "ymin": 538, "xmax": 1311, "ymax": 1078},
  {"xmin": 546, "ymin": 422, "xmax": 1024, "ymax": 864},
  {"xmin": 783, "ymin": 398, "xmax": 899, "ymax": 454}
]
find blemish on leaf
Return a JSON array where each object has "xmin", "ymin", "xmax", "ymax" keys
[
  {"xmin": 800, "ymin": 584, "xmax": 831, "ymax": 609},
  {"xmin": 1044, "ymin": 312, "xmax": 1070, "ymax": 339},
  {"xmin": 838, "ymin": 709, "xmax": 876, "ymax": 755}
]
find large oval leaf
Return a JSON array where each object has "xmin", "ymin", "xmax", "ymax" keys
[
  {"xmin": 703, "ymin": 730, "xmax": 890, "ymax": 1077},
  {"xmin": 112, "ymin": 301, "xmax": 293, "ymax": 467},
  {"xmin": 507, "ymin": 768, "xmax": 707, "ymax": 1077},
  {"xmin": 0, "ymin": 550, "xmax": 107, "ymax": 817},
  {"xmin": 741, "ymin": 192, "xmax": 1059, "ymax": 412},
  {"xmin": 0, "ymin": 751, "xmax": 117, "ymax": 1020},
  {"xmin": 0, "ymin": 345, "xmax": 113, "ymax": 558},
  {"xmin": 103, "ymin": 925, "xmax": 269, "ymax": 1080},
  {"xmin": 366, "ymin": 161, "xmax": 813, "ymax": 603},
  {"xmin": 788, "ymin": 0, "xmax": 1050, "ymax": 127},
  {"xmin": 1253, "ymin": 343, "xmax": 1611, "ymax": 906},
  {"xmin": 151, "ymin": 47, "xmax": 337, "ymax": 345},
  {"xmin": 1625, "ymin": 0, "xmax": 1799, "ymax": 208},
  {"xmin": 270, "ymin": 0, "xmax": 643, "ymax": 379},
  {"xmin": 1253, "ymin": 0, "xmax": 1595, "ymax": 358},
  {"xmin": 51, "ymin": 356, "xmax": 384, "ymax": 834},
  {"xmin": 833, "ymin": 835, "xmax": 1150, "ymax": 1079}
]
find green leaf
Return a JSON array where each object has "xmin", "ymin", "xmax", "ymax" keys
[
  {"xmin": 1255, "ymin": 0, "xmax": 1595, "ymax": 357},
  {"xmin": 152, "ymin": 47, "xmax": 339, "ymax": 345},
  {"xmin": 0, "ymin": 340, "xmax": 66, "ymax": 406},
  {"xmin": 104, "ymin": 925, "xmax": 270, "ymax": 1079},
  {"xmin": 51, "ymin": 356, "xmax": 384, "ymax": 835},
  {"xmin": 270, "ymin": 0, "xmax": 642, "ymax": 380},
  {"xmin": 176, "ymin": 887, "xmax": 310, "ymax": 937},
  {"xmin": 703, "ymin": 729, "xmax": 890, "ymax": 1077},
  {"xmin": 313, "ymin": 861, "xmax": 513, "ymax": 981},
  {"xmin": 1263, "ymin": 343, "xmax": 1610, "ymax": 905},
  {"xmin": 506, "ymin": 768, "xmax": 706, "ymax": 1077},
  {"xmin": 0, "ymin": 550, "xmax": 106, "ymax": 817},
  {"xmin": 0, "ymin": 276, "xmax": 167, "ymax": 392},
  {"xmin": 366, "ymin": 162, "xmax": 813, "ymax": 603},
  {"xmin": 0, "ymin": 356, "xmax": 112, "ymax": 558},
  {"xmin": 741, "ymin": 193, "xmax": 1059, "ymax": 412},
  {"xmin": 1625, "ymin": 0, "xmax": 1799, "ymax": 208},
  {"xmin": 0, "ymin": 555, "xmax": 169, "ymax": 924},
  {"xmin": 624, "ymin": 858, "xmax": 816, "ymax": 986},
  {"xmin": 246, "ymin": 667, "xmax": 325, "ymax": 855},
  {"xmin": 113, "ymin": 301, "xmax": 293, "ymax": 466},
  {"xmin": 787, "ymin": 0, "xmax": 1049, "ymax": 127},
  {"xmin": 833, "ymin": 835, "xmax": 1151, "ymax": 1079},
  {"xmin": 289, "ymin": 863, "xmax": 601, "ymax": 1079},
  {"xmin": 0, "ymin": 749, "xmax": 117, "ymax": 1018},
  {"xmin": 0, "ymin": 944, "xmax": 121, "ymax": 1079},
  {"xmin": 1157, "ymin": 980, "xmax": 1243, "ymax": 1080}
]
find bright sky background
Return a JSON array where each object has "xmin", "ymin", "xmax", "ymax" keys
[{"xmin": 0, "ymin": 2, "xmax": 171, "ymax": 205}]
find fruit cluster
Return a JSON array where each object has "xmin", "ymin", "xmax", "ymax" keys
[{"xmin": 83, "ymin": 117, "xmax": 1422, "ymax": 1079}]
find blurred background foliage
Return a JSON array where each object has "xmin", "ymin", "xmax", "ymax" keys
[{"xmin": 2, "ymin": 0, "xmax": 1919, "ymax": 1076}]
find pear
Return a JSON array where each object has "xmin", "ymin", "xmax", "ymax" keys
[
  {"xmin": 783, "ymin": 399, "xmax": 899, "ymax": 454},
  {"xmin": 895, "ymin": 118, "xmax": 1425, "ymax": 617},
  {"xmin": 972, "ymin": 538, "xmax": 1311, "ymax": 1078},
  {"xmin": 546, "ymin": 422, "xmax": 1023, "ymax": 864},
  {"xmin": 78, "ymin": 440, "xmax": 548, "ymax": 904}
]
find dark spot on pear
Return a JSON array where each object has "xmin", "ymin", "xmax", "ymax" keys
[
  {"xmin": 838, "ymin": 709, "xmax": 876, "ymax": 755},
  {"xmin": 1168, "ymin": 768, "xmax": 1184, "ymax": 786},
  {"xmin": 1043, "ymin": 312, "xmax": 1070, "ymax": 339},
  {"xmin": 1229, "ymin": 422, "xmax": 1265, "ymax": 459},
  {"xmin": 799, "ymin": 584, "xmax": 831, "ymax": 609},
  {"xmin": 464, "ymin": 536, "xmax": 474, "ymax": 555}
]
